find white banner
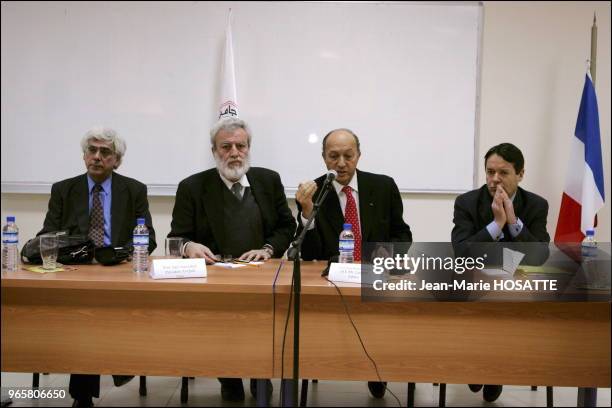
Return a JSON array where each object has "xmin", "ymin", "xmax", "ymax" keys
[{"xmin": 218, "ymin": 9, "xmax": 238, "ymax": 119}]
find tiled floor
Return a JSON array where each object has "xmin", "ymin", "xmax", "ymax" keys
[{"xmin": 1, "ymin": 373, "xmax": 610, "ymax": 407}]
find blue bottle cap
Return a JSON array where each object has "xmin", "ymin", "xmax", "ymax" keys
[
  {"xmin": 586, "ymin": 229, "xmax": 595, "ymax": 236},
  {"xmin": 7, "ymin": 216, "xmax": 15, "ymax": 222},
  {"xmin": 137, "ymin": 218, "xmax": 145, "ymax": 225},
  {"xmin": 343, "ymin": 223, "xmax": 352, "ymax": 230}
]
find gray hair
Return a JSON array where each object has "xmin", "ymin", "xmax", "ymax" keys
[
  {"xmin": 210, "ymin": 117, "xmax": 252, "ymax": 148},
  {"xmin": 80, "ymin": 126, "xmax": 126, "ymax": 167}
]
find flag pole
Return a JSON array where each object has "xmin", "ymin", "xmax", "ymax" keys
[
  {"xmin": 590, "ymin": 13, "xmax": 597, "ymax": 85},
  {"xmin": 555, "ymin": 13, "xmax": 605, "ymax": 248},
  {"xmin": 218, "ymin": 8, "xmax": 238, "ymax": 119}
]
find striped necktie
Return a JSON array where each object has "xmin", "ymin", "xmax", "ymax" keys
[{"xmin": 89, "ymin": 184, "xmax": 105, "ymax": 247}]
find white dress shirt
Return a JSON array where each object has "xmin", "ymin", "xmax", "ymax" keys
[{"xmin": 218, "ymin": 172, "xmax": 250, "ymax": 196}]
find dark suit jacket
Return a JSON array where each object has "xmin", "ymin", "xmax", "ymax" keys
[
  {"xmin": 37, "ymin": 172, "xmax": 157, "ymax": 253},
  {"xmin": 452, "ymin": 184, "xmax": 549, "ymax": 264},
  {"xmin": 296, "ymin": 170, "xmax": 413, "ymax": 261},
  {"xmin": 168, "ymin": 167, "xmax": 296, "ymax": 258}
]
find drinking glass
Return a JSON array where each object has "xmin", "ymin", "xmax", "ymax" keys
[{"xmin": 40, "ymin": 233, "xmax": 59, "ymax": 270}]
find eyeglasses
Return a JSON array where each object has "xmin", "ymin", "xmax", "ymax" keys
[
  {"xmin": 218, "ymin": 142, "xmax": 248, "ymax": 153},
  {"xmin": 86, "ymin": 145, "xmax": 115, "ymax": 158}
]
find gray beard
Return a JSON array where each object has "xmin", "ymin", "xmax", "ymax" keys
[{"xmin": 214, "ymin": 153, "xmax": 251, "ymax": 182}]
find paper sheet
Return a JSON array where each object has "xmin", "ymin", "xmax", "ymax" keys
[
  {"xmin": 24, "ymin": 265, "xmax": 67, "ymax": 273},
  {"xmin": 502, "ymin": 248, "xmax": 525, "ymax": 274},
  {"xmin": 214, "ymin": 261, "xmax": 263, "ymax": 269}
]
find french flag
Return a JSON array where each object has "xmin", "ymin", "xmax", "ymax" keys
[{"xmin": 555, "ymin": 73, "xmax": 605, "ymax": 243}]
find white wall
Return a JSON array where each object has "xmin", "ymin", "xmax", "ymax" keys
[
  {"xmin": 478, "ymin": 0, "xmax": 611, "ymax": 243},
  {"xmin": 1, "ymin": 2, "xmax": 481, "ymax": 194},
  {"xmin": 1, "ymin": 1, "xmax": 610, "ymax": 255}
]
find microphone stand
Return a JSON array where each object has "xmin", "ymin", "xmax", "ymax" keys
[{"xmin": 285, "ymin": 177, "xmax": 334, "ymax": 406}]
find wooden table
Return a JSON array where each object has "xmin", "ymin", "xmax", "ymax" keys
[
  {"xmin": 272, "ymin": 264, "xmax": 609, "ymax": 386},
  {"xmin": 2, "ymin": 259, "xmax": 610, "ymax": 405},
  {"xmin": 272, "ymin": 262, "xmax": 610, "ymax": 406},
  {"xmin": 1, "ymin": 260, "xmax": 283, "ymax": 379}
]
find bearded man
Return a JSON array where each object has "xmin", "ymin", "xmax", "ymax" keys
[
  {"xmin": 168, "ymin": 116, "xmax": 295, "ymax": 401},
  {"xmin": 169, "ymin": 116, "xmax": 295, "ymax": 262}
]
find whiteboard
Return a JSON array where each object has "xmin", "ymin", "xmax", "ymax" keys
[{"xmin": 1, "ymin": 1, "xmax": 481, "ymax": 195}]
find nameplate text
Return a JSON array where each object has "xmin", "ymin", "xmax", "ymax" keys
[{"xmin": 150, "ymin": 258, "xmax": 207, "ymax": 279}]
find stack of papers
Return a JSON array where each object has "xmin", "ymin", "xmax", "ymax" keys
[{"xmin": 214, "ymin": 261, "xmax": 263, "ymax": 269}]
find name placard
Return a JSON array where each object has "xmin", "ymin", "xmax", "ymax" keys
[
  {"xmin": 328, "ymin": 263, "xmax": 361, "ymax": 284},
  {"xmin": 149, "ymin": 258, "xmax": 207, "ymax": 280}
]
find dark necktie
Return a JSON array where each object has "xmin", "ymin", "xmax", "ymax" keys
[
  {"xmin": 89, "ymin": 184, "xmax": 105, "ymax": 247},
  {"xmin": 342, "ymin": 185, "xmax": 361, "ymax": 261},
  {"xmin": 231, "ymin": 182, "xmax": 242, "ymax": 200}
]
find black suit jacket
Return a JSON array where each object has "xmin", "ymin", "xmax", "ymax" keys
[
  {"xmin": 37, "ymin": 172, "xmax": 157, "ymax": 253},
  {"xmin": 168, "ymin": 167, "xmax": 296, "ymax": 258},
  {"xmin": 296, "ymin": 170, "xmax": 413, "ymax": 261},
  {"xmin": 452, "ymin": 184, "xmax": 549, "ymax": 264}
]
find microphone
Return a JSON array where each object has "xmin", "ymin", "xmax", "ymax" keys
[
  {"xmin": 320, "ymin": 170, "xmax": 337, "ymax": 192},
  {"xmin": 290, "ymin": 169, "xmax": 338, "ymax": 259},
  {"xmin": 325, "ymin": 169, "xmax": 338, "ymax": 182},
  {"xmin": 314, "ymin": 170, "xmax": 337, "ymax": 206}
]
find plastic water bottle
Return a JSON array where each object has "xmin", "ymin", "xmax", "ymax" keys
[
  {"xmin": 581, "ymin": 229, "xmax": 597, "ymax": 273},
  {"xmin": 338, "ymin": 223, "xmax": 355, "ymax": 264},
  {"xmin": 2, "ymin": 216, "xmax": 19, "ymax": 272},
  {"xmin": 132, "ymin": 218, "xmax": 149, "ymax": 273}
]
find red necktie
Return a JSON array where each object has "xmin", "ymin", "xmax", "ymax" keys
[
  {"xmin": 89, "ymin": 184, "xmax": 105, "ymax": 247},
  {"xmin": 342, "ymin": 185, "xmax": 361, "ymax": 261}
]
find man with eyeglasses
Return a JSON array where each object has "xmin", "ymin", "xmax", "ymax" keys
[
  {"xmin": 168, "ymin": 116, "xmax": 295, "ymax": 402},
  {"xmin": 35, "ymin": 126, "xmax": 157, "ymax": 407},
  {"xmin": 294, "ymin": 128, "xmax": 413, "ymax": 399}
]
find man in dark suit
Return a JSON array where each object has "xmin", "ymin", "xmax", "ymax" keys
[
  {"xmin": 452, "ymin": 142, "xmax": 550, "ymax": 402},
  {"xmin": 452, "ymin": 142, "xmax": 550, "ymax": 264},
  {"xmin": 295, "ymin": 128, "xmax": 412, "ymax": 399},
  {"xmin": 168, "ymin": 116, "xmax": 295, "ymax": 401},
  {"xmin": 36, "ymin": 127, "xmax": 156, "ymax": 407}
]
